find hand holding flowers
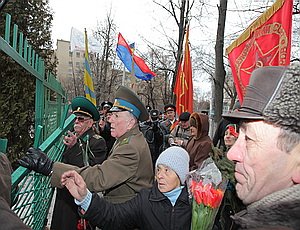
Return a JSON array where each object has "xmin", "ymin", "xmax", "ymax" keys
[{"xmin": 188, "ymin": 158, "xmax": 227, "ymax": 230}]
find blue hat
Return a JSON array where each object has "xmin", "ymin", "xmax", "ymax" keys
[
  {"xmin": 110, "ymin": 86, "xmax": 149, "ymax": 121},
  {"xmin": 155, "ymin": 146, "xmax": 190, "ymax": 184}
]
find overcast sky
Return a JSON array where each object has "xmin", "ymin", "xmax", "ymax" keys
[
  {"xmin": 49, "ymin": 0, "xmax": 283, "ymax": 96},
  {"xmin": 49, "ymin": 0, "xmax": 274, "ymax": 50},
  {"xmin": 49, "ymin": 0, "xmax": 159, "ymax": 49}
]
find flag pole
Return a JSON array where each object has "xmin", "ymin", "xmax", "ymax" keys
[
  {"xmin": 83, "ymin": 28, "xmax": 96, "ymax": 105},
  {"xmin": 122, "ymin": 65, "xmax": 125, "ymax": 86},
  {"xmin": 130, "ymin": 47, "xmax": 137, "ymax": 92}
]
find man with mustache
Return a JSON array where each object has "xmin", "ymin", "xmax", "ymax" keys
[
  {"xmin": 19, "ymin": 86, "xmax": 153, "ymax": 206},
  {"xmin": 51, "ymin": 96, "xmax": 107, "ymax": 230}
]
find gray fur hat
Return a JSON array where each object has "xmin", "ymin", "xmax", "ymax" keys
[{"xmin": 223, "ymin": 63, "xmax": 300, "ymax": 134}]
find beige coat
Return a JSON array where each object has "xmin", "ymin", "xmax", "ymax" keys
[{"xmin": 51, "ymin": 125, "xmax": 154, "ymax": 203}]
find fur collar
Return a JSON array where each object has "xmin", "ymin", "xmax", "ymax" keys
[{"xmin": 232, "ymin": 185, "xmax": 300, "ymax": 229}]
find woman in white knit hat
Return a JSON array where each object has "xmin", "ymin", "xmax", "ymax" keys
[{"xmin": 61, "ymin": 146, "xmax": 192, "ymax": 230}]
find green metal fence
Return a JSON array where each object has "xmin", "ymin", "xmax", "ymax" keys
[{"xmin": 0, "ymin": 13, "xmax": 74, "ymax": 229}]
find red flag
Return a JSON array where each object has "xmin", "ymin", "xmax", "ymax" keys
[
  {"xmin": 116, "ymin": 33, "xmax": 156, "ymax": 81},
  {"xmin": 226, "ymin": 0, "xmax": 293, "ymax": 103},
  {"xmin": 174, "ymin": 26, "xmax": 194, "ymax": 116}
]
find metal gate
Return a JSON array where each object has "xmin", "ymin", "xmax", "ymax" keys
[{"xmin": 0, "ymin": 13, "xmax": 74, "ymax": 229}]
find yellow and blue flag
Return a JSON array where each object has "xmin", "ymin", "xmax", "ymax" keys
[{"xmin": 84, "ymin": 29, "xmax": 96, "ymax": 105}]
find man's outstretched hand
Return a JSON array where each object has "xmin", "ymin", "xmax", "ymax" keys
[
  {"xmin": 18, "ymin": 147, "xmax": 54, "ymax": 176},
  {"xmin": 61, "ymin": 170, "xmax": 88, "ymax": 201}
]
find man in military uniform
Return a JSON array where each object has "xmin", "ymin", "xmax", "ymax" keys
[
  {"xmin": 160, "ymin": 104, "xmax": 177, "ymax": 150},
  {"xmin": 19, "ymin": 86, "xmax": 153, "ymax": 205},
  {"xmin": 51, "ymin": 96, "xmax": 107, "ymax": 230},
  {"xmin": 100, "ymin": 100, "xmax": 113, "ymax": 115},
  {"xmin": 97, "ymin": 100, "xmax": 115, "ymax": 153}
]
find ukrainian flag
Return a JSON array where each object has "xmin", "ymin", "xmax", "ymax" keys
[{"xmin": 84, "ymin": 29, "xmax": 96, "ymax": 105}]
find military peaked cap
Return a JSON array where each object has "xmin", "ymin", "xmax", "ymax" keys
[
  {"xmin": 71, "ymin": 96, "xmax": 100, "ymax": 121},
  {"xmin": 110, "ymin": 86, "xmax": 149, "ymax": 122},
  {"xmin": 164, "ymin": 104, "xmax": 176, "ymax": 112},
  {"xmin": 101, "ymin": 100, "xmax": 113, "ymax": 109}
]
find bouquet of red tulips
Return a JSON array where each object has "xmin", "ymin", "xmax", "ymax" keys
[{"xmin": 188, "ymin": 158, "xmax": 227, "ymax": 230}]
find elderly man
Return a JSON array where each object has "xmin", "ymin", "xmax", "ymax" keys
[
  {"xmin": 51, "ymin": 96, "xmax": 107, "ymax": 230},
  {"xmin": 19, "ymin": 86, "xmax": 153, "ymax": 204},
  {"xmin": 223, "ymin": 64, "xmax": 300, "ymax": 229},
  {"xmin": 168, "ymin": 111, "xmax": 191, "ymax": 147}
]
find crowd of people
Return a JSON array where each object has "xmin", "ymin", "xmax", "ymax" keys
[{"xmin": 0, "ymin": 63, "xmax": 299, "ymax": 229}]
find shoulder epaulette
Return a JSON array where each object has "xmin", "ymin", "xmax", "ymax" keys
[
  {"xmin": 93, "ymin": 134, "xmax": 103, "ymax": 140},
  {"xmin": 119, "ymin": 136, "xmax": 131, "ymax": 146}
]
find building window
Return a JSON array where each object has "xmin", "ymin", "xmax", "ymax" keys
[
  {"xmin": 76, "ymin": 52, "xmax": 80, "ymax": 58},
  {"xmin": 69, "ymin": 51, "xmax": 72, "ymax": 57}
]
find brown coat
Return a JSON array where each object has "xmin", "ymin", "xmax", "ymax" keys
[
  {"xmin": 0, "ymin": 152, "xmax": 31, "ymax": 229},
  {"xmin": 51, "ymin": 125, "xmax": 154, "ymax": 203},
  {"xmin": 186, "ymin": 113, "xmax": 212, "ymax": 170}
]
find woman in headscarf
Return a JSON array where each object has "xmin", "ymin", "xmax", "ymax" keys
[
  {"xmin": 224, "ymin": 124, "xmax": 239, "ymax": 150},
  {"xmin": 185, "ymin": 112, "xmax": 212, "ymax": 171}
]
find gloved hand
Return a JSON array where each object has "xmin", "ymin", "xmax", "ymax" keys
[{"xmin": 18, "ymin": 147, "xmax": 54, "ymax": 176}]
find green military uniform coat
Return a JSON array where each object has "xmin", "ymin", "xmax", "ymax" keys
[{"xmin": 51, "ymin": 125, "xmax": 154, "ymax": 203}]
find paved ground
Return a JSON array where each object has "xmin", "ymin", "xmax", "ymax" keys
[{"xmin": 45, "ymin": 190, "xmax": 56, "ymax": 229}]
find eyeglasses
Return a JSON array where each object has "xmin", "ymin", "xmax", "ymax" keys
[{"xmin": 75, "ymin": 116, "xmax": 91, "ymax": 122}]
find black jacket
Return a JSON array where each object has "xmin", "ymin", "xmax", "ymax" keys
[
  {"xmin": 213, "ymin": 118, "xmax": 230, "ymax": 150},
  {"xmin": 83, "ymin": 182, "xmax": 192, "ymax": 230},
  {"xmin": 51, "ymin": 128, "xmax": 107, "ymax": 230}
]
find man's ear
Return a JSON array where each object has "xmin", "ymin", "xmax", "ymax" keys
[
  {"xmin": 291, "ymin": 143, "xmax": 300, "ymax": 184},
  {"xmin": 128, "ymin": 118, "xmax": 136, "ymax": 129}
]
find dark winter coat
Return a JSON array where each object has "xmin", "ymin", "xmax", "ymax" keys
[
  {"xmin": 82, "ymin": 182, "xmax": 192, "ymax": 230},
  {"xmin": 0, "ymin": 152, "xmax": 31, "ymax": 230},
  {"xmin": 186, "ymin": 113, "xmax": 212, "ymax": 170},
  {"xmin": 160, "ymin": 119, "xmax": 177, "ymax": 150},
  {"xmin": 212, "ymin": 118, "xmax": 230, "ymax": 151},
  {"xmin": 232, "ymin": 185, "xmax": 300, "ymax": 230},
  {"xmin": 51, "ymin": 128, "xmax": 107, "ymax": 230},
  {"xmin": 139, "ymin": 121, "xmax": 164, "ymax": 166},
  {"xmin": 100, "ymin": 122, "xmax": 115, "ymax": 153}
]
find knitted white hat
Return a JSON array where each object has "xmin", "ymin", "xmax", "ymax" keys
[{"xmin": 155, "ymin": 146, "xmax": 190, "ymax": 184}]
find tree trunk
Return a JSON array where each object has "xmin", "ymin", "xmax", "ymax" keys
[{"xmin": 214, "ymin": 0, "xmax": 227, "ymax": 126}]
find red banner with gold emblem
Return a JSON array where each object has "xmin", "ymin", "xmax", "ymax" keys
[
  {"xmin": 226, "ymin": 0, "xmax": 293, "ymax": 103},
  {"xmin": 174, "ymin": 26, "xmax": 194, "ymax": 115}
]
